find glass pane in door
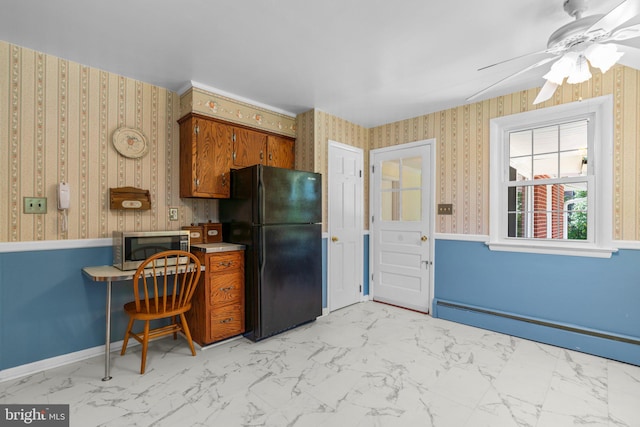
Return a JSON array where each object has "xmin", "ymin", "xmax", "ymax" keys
[{"xmin": 380, "ymin": 156, "xmax": 423, "ymax": 222}]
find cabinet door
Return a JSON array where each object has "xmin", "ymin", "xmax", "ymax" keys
[
  {"xmin": 233, "ymin": 128, "xmax": 267, "ymax": 168},
  {"xmin": 179, "ymin": 116, "xmax": 233, "ymax": 198},
  {"xmin": 209, "ymin": 121, "xmax": 233, "ymax": 197},
  {"xmin": 192, "ymin": 119, "xmax": 219, "ymax": 196},
  {"xmin": 266, "ymin": 135, "xmax": 295, "ymax": 169},
  {"xmin": 179, "ymin": 115, "xmax": 199, "ymax": 197}
]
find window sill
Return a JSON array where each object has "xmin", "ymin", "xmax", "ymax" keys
[{"xmin": 486, "ymin": 241, "xmax": 617, "ymax": 258}]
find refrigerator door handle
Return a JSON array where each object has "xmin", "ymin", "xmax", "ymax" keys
[
  {"xmin": 259, "ymin": 226, "xmax": 266, "ymax": 280},
  {"xmin": 258, "ymin": 166, "xmax": 265, "ymax": 225}
]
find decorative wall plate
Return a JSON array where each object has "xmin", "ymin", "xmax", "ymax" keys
[{"xmin": 112, "ymin": 127, "xmax": 148, "ymax": 158}]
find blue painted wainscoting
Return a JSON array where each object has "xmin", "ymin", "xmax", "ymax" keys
[
  {"xmin": 2, "ymin": 236, "xmax": 337, "ymax": 375},
  {"xmin": 0, "ymin": 243, "xmax": 131, "ymax": 371},
  {"xmin": 433, "ymin": 239, "xmax": 640, "ymax": 365}
]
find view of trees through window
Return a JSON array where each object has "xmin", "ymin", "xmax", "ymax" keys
[{"xmin": 507, "ymin": 120, "xmax": 589, "ymax": 241}]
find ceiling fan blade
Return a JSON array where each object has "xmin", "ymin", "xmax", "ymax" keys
[
  {"xmin": 608, "ymin": 23, "xmax": 640, "ymax": 41},
  {"xmin": 477, "ymin": 49, "xmax": 550, "ymax": 71},
  {"xmin": 467, "ymin": 56, "xmax": 558, "ymax": 102},
  {"xmin": 586, "ymin": 0, "xmax": 640, "ymax": 35},
  {"xmin": 533, "ymin": 81, "xmax": 560, "ymax": 105}
]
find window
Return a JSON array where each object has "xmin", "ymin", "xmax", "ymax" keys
[
  {"xmin": 488, "ymin": 95, "xmax": 614, "ymax": 258},
  {"xmin": 381, "ymin": 156, "xmax": 422, "ymax": 221}
]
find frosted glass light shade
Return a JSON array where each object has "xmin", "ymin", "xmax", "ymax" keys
[
  {"xmin": 584, "ymin": 44, "xmax": 624, "ymax": 73},
  {"xmin": 567, "ymin": 55, "xmax": 592, "ymax": 84},
  {"xmin": 543, "ymin": 52, "xmax": 579, "ymax": 84}
]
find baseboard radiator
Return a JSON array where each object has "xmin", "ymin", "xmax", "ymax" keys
[{"xmin": 436, "ymin": 300, "xmax": 640, "ymax": 346}]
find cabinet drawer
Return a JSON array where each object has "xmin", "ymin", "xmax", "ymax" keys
[
  {"xmin": 210, "ymin": 274, "xmax": 243, "ymax": 306},
  {"xmin": 209, "ymin": 305, "xmax": 244, "ymax": 341},
  {"xmin": 207, "ymin": 251, "xmax": 243, "ymax": 273}
]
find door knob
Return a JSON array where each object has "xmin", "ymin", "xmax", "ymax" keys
[
  {"xmin": 421, "ymin": 236, "xmax": 428, "ymax": 242},
  {"xmin": 331, "ymin": 236, "xmax": 339, "ymax": 242}
]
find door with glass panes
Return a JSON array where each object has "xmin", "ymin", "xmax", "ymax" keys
[{"xmin": 370, "ymin": 141, "xmax": 432, "ymax": 313}]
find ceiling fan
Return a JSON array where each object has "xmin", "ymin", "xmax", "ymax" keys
[{"xmin": 467, "ymin": 0, "xmax": 640, "ymax": 104}]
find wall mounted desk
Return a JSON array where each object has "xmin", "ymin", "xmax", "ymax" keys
[{"xmin": 82, "ymin": 264, "xmax": 201, "ymax": 381}]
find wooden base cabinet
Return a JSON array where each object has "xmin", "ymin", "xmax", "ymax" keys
[{"xmin": 186, "ymin": 250, "xmax": 245, "ymax": 345}]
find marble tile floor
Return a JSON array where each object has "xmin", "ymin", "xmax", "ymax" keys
[{"xmin": 2, "ymin": 301, "xmax": 640, "ymax": 427}]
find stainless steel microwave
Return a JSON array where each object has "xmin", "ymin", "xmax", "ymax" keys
[{"xmin": 112, "ymin": 230, "xmax": 190, "ymax": 270}]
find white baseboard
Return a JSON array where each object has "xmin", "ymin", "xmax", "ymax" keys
[{"xmin": 0, "ymin": 340, "xmax": 132, "ymax": 383}]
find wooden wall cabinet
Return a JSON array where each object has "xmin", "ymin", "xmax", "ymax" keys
[
  {"xmin": 266, "ymin": 135, "xmax": 295, "ymax": 169},
  {"xmin": 179, "ymin": 114, "xmax": 233, "ymax": 198},
  {"xmin": 232, "ymin": 127, "xmax": 267, "ymax": 168},
  {"xmin": 180, "ymin": 113, "xmax": 295, "ymax": 199},
  {"xmin": 232, "ymin": 130, "xmax": 295, "ymax": 169},
  {"xmin": 186, "ymin": 250, "xmax": 245, "ymax": 346}
]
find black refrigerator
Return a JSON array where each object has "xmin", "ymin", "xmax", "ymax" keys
[{"xmin": 219, "ymin": 165, "xmax": 322, "ymax": 341}]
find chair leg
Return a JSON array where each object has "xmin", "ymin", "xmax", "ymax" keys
[
  {"xmin": 173, "ymin": 315, "xmax": 178, "ymax": 340},
  {"xmin": 140, "ymin": 320, "xmax": 150, "ymax": 374},
  {"xmin": 179, "ymin": 313, "xmax": 196, "ymax": 356},
  {"xmin": 121, "ymin": 317, "xmax": 135, "ymax": 355}
]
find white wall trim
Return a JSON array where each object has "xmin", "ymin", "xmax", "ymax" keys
[
  {"xmin": 434, "ymin": 233, "xmax": 489, "ymax": 242},
  {"xmin": 182, "ymin": 80, "xmax": 297, "ymax": 118},
  {"xmin": 433, "ymin": 234, "xmax": 640, "ymax": 251},
  {"xmin": 0, "ymin": 339, "xmax": 132, "ymax": 383},
  {"xmin": 0, "ymin": 238, "xmax": 112, "ymax": 253},
  {"xmin": 613, "ymin": 240, "xmax": 640, "ymax": 250}
]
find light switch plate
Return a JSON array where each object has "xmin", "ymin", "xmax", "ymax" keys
[
  {"xmin": 438, "ymin": 204, "xmax": 453, "ymax": 215},
  {"xmin": 24, "ymin": 197, "xmax": 47, "ymax": 214},
  {"xmin": 168, "ymin": 207, "xmax": 179, "ymax": 221}
]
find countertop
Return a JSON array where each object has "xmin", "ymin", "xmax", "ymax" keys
[{"xmin": 191, "ymin": 242, "xmax": 246, "ymax": 253}]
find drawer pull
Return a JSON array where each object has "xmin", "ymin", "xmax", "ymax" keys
[
  {"xmin": 217, "ymin": 261, "xmax": 233, "ymax": 267},
  {"xmin": 219, "ymin": 286, "xmax": 235, "ymax": 292},
  {"xmin": 220, "ymin": 318, "xmax": 233, "ymax": 324}
]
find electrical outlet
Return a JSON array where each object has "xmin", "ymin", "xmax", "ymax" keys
[
  {"xmin": 437, "ymin": 204, "xmax": 453, "ymax": 215},
  {"xmin": 24, "ymin": 197, "xmax": 47, "ymax": 214},
  {"xmin": 168, "ymin": 207, "xmax": 179, "ymax": 221}
]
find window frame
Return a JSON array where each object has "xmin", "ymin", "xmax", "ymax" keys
[{"xmin": 488, "ymin": 95, "xmax": 615, "ymax": 258}]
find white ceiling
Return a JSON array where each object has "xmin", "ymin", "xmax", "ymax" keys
[{"xmin": 1, "ymin": 0, "xmax": 639, "ymax": 128}]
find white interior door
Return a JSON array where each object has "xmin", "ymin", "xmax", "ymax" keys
[
  {"xmin": 370, "ymin": 140, "xmax": 433, "ymax": 313},
  {"xmin": 328, "ymin": 141, "xmax": 363, "ymax": 312}
]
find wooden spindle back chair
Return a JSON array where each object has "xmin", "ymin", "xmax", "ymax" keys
[{"xmin": 120, "ymin": 250, "xmax": 202, "ymax": 374}]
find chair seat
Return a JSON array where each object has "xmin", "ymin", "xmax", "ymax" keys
[{"xmin": 123, "ymin": 299, "xmax": 191, "ymax": 319}]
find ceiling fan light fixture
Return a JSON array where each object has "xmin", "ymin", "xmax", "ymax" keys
[
  {"xmin": 584, "ymin": 43, "xmax": 624, "ymax": 73},
  {"xmin": 469, "ymin": 0, "xmax": 638, "ymax": 104},
  {"xmin": 543, "ymin": 52, "xmax": 579, "ymax": 84},
  {"xmin": 567, "ymin": 55, "xmax": 592, "ymax": 84}
]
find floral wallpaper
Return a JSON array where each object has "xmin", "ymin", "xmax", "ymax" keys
[
  {"xmin": 0, "ymin": 41, "xmax": 217, "ymax": 242},
  {"xmin": 295, "ymin": 109, "xmax": 369, "ymax": 232},
  {"xmin": 180, "ymin": 86, "xmax": 296, "ymax": 137},
  {"xmin": 299, "ymin": 65, "xmax": 640, "ymax": 241},
  {"xmin": 3, "ymin": 38, "xmax": 639, "ymax": 243}
]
